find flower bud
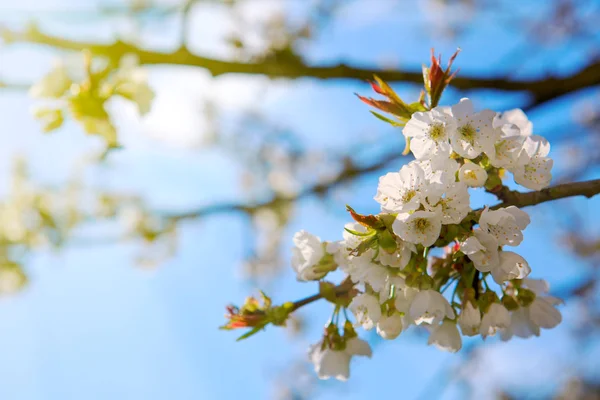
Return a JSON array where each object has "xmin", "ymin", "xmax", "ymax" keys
[{"xmin": 459, "ymin": 163, "xmax": 488, "ymax": 187}]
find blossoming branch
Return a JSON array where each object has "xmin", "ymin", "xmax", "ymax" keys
[{"xmin": 222, "ymin": 50, "xmax": 600, "ymax": 381}]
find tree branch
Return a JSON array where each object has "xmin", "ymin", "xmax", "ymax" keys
[
  {"xmin": 167, "ymin": 175, "xmax": 600, "ymax": 222},
  {"xmin": 164, "ymin": 151, "xmax": 406, "ymax": 220},
  {"xmin": 4, "ymin": 26, "xmax": 599, "ymax": 103},
  {"xmin": 290, "ymin": 277, "xmax": 354, "ymax": 312},
  {"xmin": 491, "ymin": 179, "xmax": 600, "ymax": 210}
]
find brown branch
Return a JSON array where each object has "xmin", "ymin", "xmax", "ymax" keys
[
  {"xmin": 4, "ymin": 26, "xmax": 600, "ymax": 103},
  {"xmin": 164, "ymin": 151, "xmax": 406, "ymax": 220},
  {"xmin": 166, "ymin": 160, "xmax": 600, "ymax": 222},
  {"xmin": 470, "ymin": 179, "xmax": 600, "ymax": 221},
  {"xmin": 491, "ymin": 179, "xmax": 600, "ymax": 210}
]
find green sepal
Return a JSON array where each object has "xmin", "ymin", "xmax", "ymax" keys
[
  {"xmin": 344, "ymin": 227, "xmax": 375, "ymax": 237},
  {"xmin": 350, "ymin": 235, "xmax": 378, "ymax": 257},
  {"xmin": 236, "ymin": 323, "xmax": 268, "ymax": 341},
  {"xmin": 319, "ymin": 281, "xmax": 354, "ymax": 308},
  {"xmin": 370, "ymin": 111, "xmax": 403, "ymax": 127},
  {"xmin": 378, "ymin": 229, "xmax": 397, "ymax": 254},
  {"xmin": 517, "ymin": 288, "xmax": 536, "ymax": 307},
  {"xmin": 484, "ymin": 172, "xmax": 503, "ymax": 191},
  {"xmin": 408, "ymin": 101, "xmax": 427, "ymax": 113},
  {"xmin": 502, "ymin": 295, "xmax": 520, "ymax": 311}
]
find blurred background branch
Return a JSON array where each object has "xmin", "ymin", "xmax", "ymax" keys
[{"xmin": 2, "ymin": 24, "xmax": 599, "ymax": 110}]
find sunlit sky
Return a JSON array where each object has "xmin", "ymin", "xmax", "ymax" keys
[{"xmin": 0, "ymin": 0, "xmax": 598, "ymax": 399}]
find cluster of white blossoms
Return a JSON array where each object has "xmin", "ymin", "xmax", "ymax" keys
[{"xmin": 290, "ymin": 98, "xmax": 562, "ymax": 381}]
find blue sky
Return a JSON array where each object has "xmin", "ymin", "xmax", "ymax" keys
[{"xmin": 0, "ymin": 0, "xmax": 598, "ymax": 399}]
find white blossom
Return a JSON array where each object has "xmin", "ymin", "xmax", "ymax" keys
[
  {"xmin": 309, "ymin": 337, "xmax": 371, "ymax": 381},
  {"xmin": 480, "ymin": 303, "xmax": 511, "ymax": 338},
  {"xmin": 351, "ymin": 262, "xmax": 390, "ymax": 295},
  {"xmin": 449, "ymin": 98, "xmax": 496, "ymax": 159},
  {"xmin": 528, "ymin": 296, "xmax": 562, "ymax": 329},
  {"xmin": 487, "ymin": 134, "xmax": 528, "ymax": 170},
  {"xmin": 502, "ymin": 279, "xmax": 562, "ymax": 339},
  {"xmin": 460, "ymin": 229, "xmax": 500, "ymax": 272},
  {"xmin": 393, "ymin": 287, "xmax": 419, "ymax": 332},
  {"xmin": 403, "ymin": 108, "xmax": 455, "ymax": 161},
  {"xmin": 522, "ymin": 278, "xmax": 550, "ymax": 295},
  {"xmin": 416, "ymin": 158, "xmax": 460, "ymax": 191},
  {"xmin": 479, "ymin": 206, "xmax": 530, "ymax": 246},
  {"xmin": 393, "ymin": 209, "xmax": 443, "ymax": 247},
  {"xmin": 375, "ymin": 162, "xmax": 429, "ymax": 213},
  {"xmin": 500, "ymin": 307, "xmax": 540, "ymax": 341},
  {"xmin": 487, "ymin": 119, "xmax": 529, "ymax": 170},
  {"xmin": 291, "ymin": 230, "xmax": 334, "ymax": 281},
  {"xmin": 327, "ymin": 223, "xmax": 372, "ymax": 272},
  {"xmin": 512, "ymin": 135, "xmax": 553, "ymax": 190},
  {"xmin": 345, "ymin": 337, "xmax": 372, "ymax": 358},
  {"xmin": 349, "ymin": 293, "xmax": 382, "ymax": 330},
  {"xmin": 409, "ymin": 289, "xmax": 455, "ymax": 325},
  {"xmin": 395, "ymin": 287, "xmax": 419, "ymax": 314},
  {"xmin": 490, "ymin": 251, "xmax": 531, "ymax": 284},
  {"xmin": 495, "ymin": 108, "xmax": 533, "ymax": 136},
  {"xmin": 458, "ymin": 301, "xmax": 481, "ymax": 336},
  {"xmin": 425, "ymin": 182, "xmax": 471, "ymax": 225},
  {"xmin": 377, "ymin": 239, "xmax": 415, "ymax": 269},
  {"xmin": 428, "ymin": 320, "xmax": 462, "ymax": 352},
  {"xmin": 501, "ymin": 295, "xmax": 562, "ymax": 340},
  {"xmin": 309, "ymin": 345, "xmax": 350, "ymax": 381},
  {"xmin": 458, "ymin": 163, "xmax": 488, "ymax": 187},
  {"xmin": 381, "ymin": 275, "xmax": 407, "ymax": 302}
]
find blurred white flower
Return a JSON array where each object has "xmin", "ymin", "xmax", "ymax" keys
[
  {"xmin": 428, "ymin": 320, "xmax": 462, "ymax": 352},
  {"xmin": 480, "ymin": 303, "xmax": 511, "ymax": 338},
  {"xmin": 409, "ymin": 289, "xmax": 455, "ymax": 325}
]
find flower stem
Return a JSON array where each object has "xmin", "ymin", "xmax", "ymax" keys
[{"xmin": 290, "ymin": 277, "xmax": 354, "ymax": 313}]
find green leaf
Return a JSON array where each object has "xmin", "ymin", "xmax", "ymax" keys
[
  {"xmin": 236, "ymin": 323, "xmax": 267, "ymax": 341},
  {"xmin": 373, "ymin": 75, "xmax": 406, "ymax": 107},
  {"xmin": 344, "ymin": 227, "xmax": 375, "ymax": 237},
  {"xmin": 370, "ymin": 111, "xmax": 402, "ymax": 126}
]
